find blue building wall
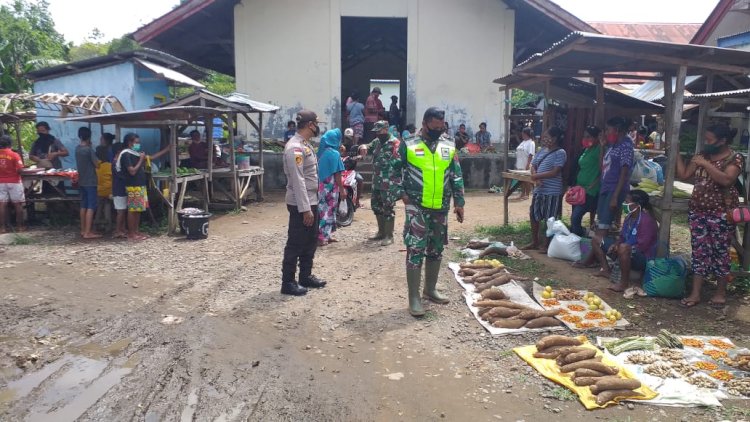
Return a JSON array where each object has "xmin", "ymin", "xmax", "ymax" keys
[{"xmin": 33, "ymin": 61, "xmax": 171, "ymax": 169}]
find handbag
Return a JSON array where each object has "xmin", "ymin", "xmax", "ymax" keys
[
  {"xmin": 720, "ymin": 150, "xmax": 749, "ymax": 223},
  {"xmin": 565, "ymin": 186, "xmax": 586, "ymax": 205}
]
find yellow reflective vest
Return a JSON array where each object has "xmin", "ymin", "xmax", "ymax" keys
[{"xmin": 404, "ymin": 138, "xmax": 456, "ymax": 210}]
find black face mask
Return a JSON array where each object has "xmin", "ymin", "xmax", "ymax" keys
[
  {"xmin": 377, "ymin": 133, "xmax": 390, "ymax": 142},
  {"xmin": 426, "ymin": 128, "xmax": 443, "ymax": 141},
  {"xmin": 311, "ymin": 124, "xmax": 320, "ymax": 137}
]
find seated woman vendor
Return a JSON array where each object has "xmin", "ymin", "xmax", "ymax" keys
[
  {"xmin": 187, "ymin": 130, "xmax": 209, "ymax": 169},
  {"xmin": 575, "ymin": 190, "xmax": 658, "ymax": 297}
]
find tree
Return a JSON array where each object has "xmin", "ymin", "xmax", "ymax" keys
[
  {"xmin": 510, "ymin": 89, "xmax": 538, "ymax": 109},
  {"xmin": 0, "ymin": 0, "xmax": 69, "ymax": 93}
]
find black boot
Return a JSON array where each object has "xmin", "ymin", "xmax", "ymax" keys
[
  {"xmin": 281, "ymin": 282, "xmax": 308, "ymax": 296},
  {"xmin": 299, "ymin": 275, "xmax": 327, "ymax": 288}
]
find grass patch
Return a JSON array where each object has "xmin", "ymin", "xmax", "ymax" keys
[
  {"xmin": 10, "ymin": 234, "xmax": 33, "ymax": 245},
  {"xmin": 500, "ymin": 257, "xmax": 549, "ymax": 278},
  {"xmin": 475, "ymin": 221, "xmax": 533, "ymax": 247},
  {"xmin": 549, "ymin": 386, "xmax": 576, "ymax": 401},
  {"xmin": 498, "ymin": 349, "xmax": 514, "ymax": 359},
  {"xmin": 422, "ymin": 310, "xmax": 439, "ymax": 321},
  {"xmin": 140, "ymin": 217, "xmax": 168, "ymax": 236},
  {"xmin": 721, "ymin": 405, "xmax": 750, "ymax": 419}
]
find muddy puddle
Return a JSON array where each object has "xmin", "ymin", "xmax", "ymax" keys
[{"xmin": 0, "ymin": 338, "xmax": 136, "ymax": 421}]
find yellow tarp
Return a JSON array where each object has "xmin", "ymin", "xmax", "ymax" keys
[{"xmin": 513, "ymin": 341, "xmax": 657, "ymax": 410}]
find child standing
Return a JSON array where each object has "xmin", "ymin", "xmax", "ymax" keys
[
  {"xmin": 95, "ymin": 133, "xmax": 115, "ymax": 233},
  {"xmin": 111, "ymin": 142, "xmax": 127, "ymax": 238}
]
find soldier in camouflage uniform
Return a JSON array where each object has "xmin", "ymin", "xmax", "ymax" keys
[
  {"xmin": 396, "ymin": 107, "xmax": 465, "ymax": 317},
  {"xmin": 358, "ymin": 120, "xmax": 402, "ymax": 246}
]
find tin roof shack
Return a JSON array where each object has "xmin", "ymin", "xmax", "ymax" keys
[
  {"xmin": 26, "ymin": 49, "xmax": 206, "ymax": 169},
  {"xmin": 496, "ymin": 31, "xmax": 750, "ymax": 263}
]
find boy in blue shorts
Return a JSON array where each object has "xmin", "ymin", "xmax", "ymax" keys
[{"xmin": 75, "ymin": 127, "xmax": 101, "ymax": 239}]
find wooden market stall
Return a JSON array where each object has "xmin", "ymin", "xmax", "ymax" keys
[
  {"xmin": 493, "ymin": 75, "xmax": 664, "ymax": 226},
  {"xmin": 62, "ymin": 106, "xmax": 225, "ymax": 234},
  {"xmin": 495, "ymin": 31, "xmax": 750, "ymax": 261},
  {"xmin": 155, "ymin": 89, "xmax": 280, "ymax": 208}
]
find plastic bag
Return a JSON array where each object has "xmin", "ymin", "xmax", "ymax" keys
[
  {"xmin": 545, "ymin": 218, "xmax": 571, "ymax": 237},
  {"xmin": 631, "ymin": 152, "xmax": 663, "ymax": 185},
  {"xmin": 547, "ymin": 233, "xmax": 582, "ymax": 262},
  {"xmin": 643, "ymin": 257, "xmax": 687, "ymax": 298},
  {"xmin": 337, "ymin": 199, "xmax": 348, "ymax": 218}
]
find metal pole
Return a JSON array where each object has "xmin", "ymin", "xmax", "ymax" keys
[
  {"xmin": 169, "ymin": 124, "xmax": 178, "ymax": 234},
  {"xmin": 502, "ymin": 86, "xmax": 511, "ymax": 225},
  {"xmin": 594, "ymin": 74, "xmax": 605, "ymax": 129},
  {"xmin": 258, "ymin": 112, "xmax": 264, "ymax": 201}
]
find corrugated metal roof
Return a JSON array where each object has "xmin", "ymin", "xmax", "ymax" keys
[
  {"xmin": 27, "ymin": 48, "xmax": 207, "ymax": 81},
  {"xmin": 684, "ymin": 88, "xmax": 750, "ymax": 100},
  {"xmin": 60, "ymin": 106, "xmax": 226, "ymax": 126},
  {"xmin": 628, "ymin": 76, "xmax": 702, "ymax": 102},
  {"xmin": 493, "ymin": 76, "xmax": 663, "ymax": 112},
  {"xmin": 135, "ymin": 59, "xmax": 205, "ymax": 88},
  {"xmin": 590, "ymin": 22, "xmax": 702, "ymax": 43},
  {"xmin": 222, "ymin": 92, "xmax": 280, "ymax": 113},
  {"xmin": 515, "ymin": 32, "xmax": 750, "ymax": 75},
  {"xmin": 156, "ymin": 89, "xmax": 279, "ymax": 113}
]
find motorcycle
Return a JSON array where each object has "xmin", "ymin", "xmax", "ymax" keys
[{"xmin": 337, "ymin": 153, "xmax": 361, "ymax": 227}]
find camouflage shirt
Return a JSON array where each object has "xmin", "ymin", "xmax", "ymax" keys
[
  {"xmin": 364, "ymin": 135, "xmax": 402, "ymax": 193},
  {"xmin": 396, "ymin": 134, "xmax": 465, "ymax": 212}
]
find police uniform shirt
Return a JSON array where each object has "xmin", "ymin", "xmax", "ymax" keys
[{"xmin": 283, "ymin": 133, "xmax": 319, "ymax": 212}]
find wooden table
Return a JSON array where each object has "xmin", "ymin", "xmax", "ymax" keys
[
  {"xmin": 21, "ymin": 173, "xmax": 77, "ymax": 201},
  {"xmin": 501, "ymin": 171, "xmax": 533, "ymax": 225},
  {"xmin": 209, "ymin": 166, "xmax": 264, "ymax": 208},
  {"xmin": 151, "ymin": 172, "xmax": 209, "ymax": 234}
]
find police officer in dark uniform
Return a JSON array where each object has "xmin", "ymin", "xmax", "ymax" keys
[{"xmin": 280, "ymin": 110, "xmax": 328, "ymax": 296}]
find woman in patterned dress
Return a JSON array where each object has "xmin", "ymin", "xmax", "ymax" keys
[
  {"xmin": 675, "ymin": 125, "xmax": 743, "ymax": 308},
  {"xmin": 316, "ymin": 129, "xmax": 347, "ymax": 246}
]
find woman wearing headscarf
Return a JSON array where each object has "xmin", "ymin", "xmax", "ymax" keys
[
  {"xmin": 675, "ymin": 125, "xmax": 744, "ymax": 308},
  {"xmin": 317, "ymin": 129, "xmax": 347, "ymax": 246}
]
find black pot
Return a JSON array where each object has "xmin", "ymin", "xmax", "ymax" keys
[{"xmin": 183, "ymin": 212, "xmax": 212, "ymax": 240}]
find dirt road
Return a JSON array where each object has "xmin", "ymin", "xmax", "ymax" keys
[{"xmin": 0, "ymin": 192, "xmax": 747, "ymax": 421}]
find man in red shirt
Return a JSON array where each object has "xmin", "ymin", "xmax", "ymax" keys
[
  {"xmin": 0, "ymin": 135, "xmax": 26, "ymax": 232},
  {"xmin": 364, "ymin": 87, "xmax": 384, "ymax": 143}
]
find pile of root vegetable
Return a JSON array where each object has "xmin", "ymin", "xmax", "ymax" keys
[
  {"xmin": 458, "ymin": 260, "xmax": 526, "ymax": 292},
  {"xmin": 474, "ymin": 294, "xmax": 562, "ymax": 330},
  {"xmin": 533, "ymin": 335, "xmax": 644, "ymax": 406}
]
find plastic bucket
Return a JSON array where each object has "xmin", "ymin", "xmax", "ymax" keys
[
  {"xmin": 236, "ymin": 154, "xmax": 251, "ymax": 170},
  {"xmin": 183, "ymin": 212, "xmax": 212, "ymax": 240},
  {"xmin": 177, "ymin": 208, "xmax": 205, "ymax": 235}
]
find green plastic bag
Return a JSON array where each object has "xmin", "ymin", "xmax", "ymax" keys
[{"xmin": 643, "ymin": 257, "xmax": 687, "ymax": 298}]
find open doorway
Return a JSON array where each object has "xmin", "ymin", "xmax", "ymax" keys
[{"xmin": 341, "ymin": 17, "xmax": 407, "ymax": 134}]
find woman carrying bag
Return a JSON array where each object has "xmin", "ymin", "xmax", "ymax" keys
[{"xmin": 569, "ymin": 126, "xmax": 602, "ymax": 237}]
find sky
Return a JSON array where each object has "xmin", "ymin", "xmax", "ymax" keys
[{"xmin": 2, "ymin": 0, "xmax": 721, "ymax": 44}]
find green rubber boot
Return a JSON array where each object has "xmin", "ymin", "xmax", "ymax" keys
[
  {"xmin": 380, "ymin": 219, "xmax": 394, "ymax": 246},
  {"xmin": 406, "ymin": 266, "xmax": 425, "ymax": 317},
  {"xmin": 369, "ymin": 215, "xmax": 385, "ymax": 240},
  {"xmin": 424, "ymin": 259, "xmax": 450, "ymax": 304}
]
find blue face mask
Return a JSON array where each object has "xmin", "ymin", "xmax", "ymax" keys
[{"xmin": 132, "ymin": 143, "xmax": 141, "ymax": 152}]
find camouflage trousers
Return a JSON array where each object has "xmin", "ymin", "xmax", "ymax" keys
[
  {"xmin": 371, "ymin": 188, "xmax": 397, "ymax": 221},
  {"xmin": 403, "ymin": 204, "xmax": 448, "ymax": 269}
]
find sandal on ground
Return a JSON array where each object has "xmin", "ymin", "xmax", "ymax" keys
[
  {"xmin": 595, "ymin": 270, "xmax": 612, "ymax": 280},
  {"xmin": 572, "ymin": 261, "xmax": 597, "ymax": 269},
  {"xmin": 708, "ymin": 299, "xmax": 726, "ymax": 309},
  {"xmin": 622, "ymin": 286, "xmax": 646, "ymax": 299},
  {"xmin": 680, "ymin": 298, "xmax": 700, "ymax": 308},
  {"xmin": 113, "ymin": 232, "xmax": 127, "ymax": 239},
  {"xmin": 128, "ymin": 234, "xmax": 148, "ymax": 241}
]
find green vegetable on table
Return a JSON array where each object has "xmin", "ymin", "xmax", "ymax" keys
[{"xmin": 603, "ymin": 336, "xmax": 655, "ymax": 355}]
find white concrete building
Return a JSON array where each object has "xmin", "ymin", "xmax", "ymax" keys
[{"xmin": 134, "ymin": 0, "xmax": 593, "ymax": 143}]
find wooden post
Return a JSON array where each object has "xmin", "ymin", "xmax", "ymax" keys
[
  {"xmin": 657, "ymin": 66, "xmax": 688, "ymax": 258},
  {"xmin": 594, "ymin": 74, "xmax": 605, "ymax": 129},
  {"xmin": 662, "ymin": 74, "xmax": 674, "ymax": 149},
  {"xmin": 169, "ymin": 124, "xmax": 179, "ymax": 234},
  {"xmin": 695, "ymin": 74, "xmax": 713, "ymax": 154},
  {"xmin": 503, "ymin": 86, "xmax": 511, "ymax": 172},
  {"xmin": 258, "ymin": 112, "xmax": 264, "ymax": 201},
  {"xmin": 543, "ymin": 80, "xmax": 551, "ymax": 134},
  {"xmin": 229, "ymin": 113, "xmax": 239, "ymax": 209}
]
